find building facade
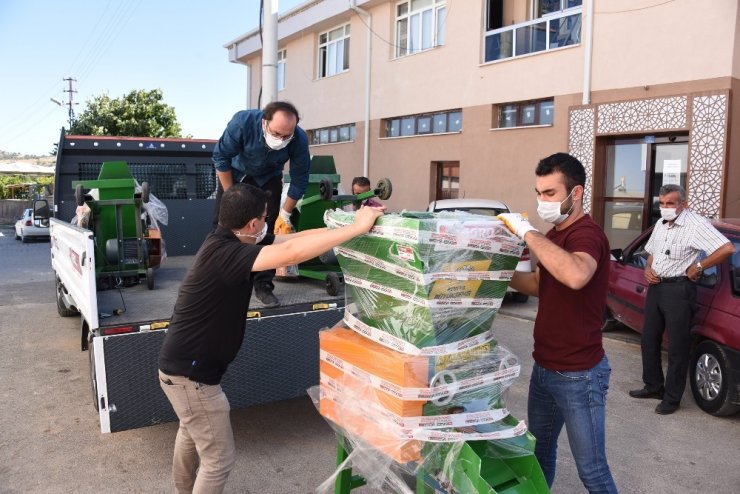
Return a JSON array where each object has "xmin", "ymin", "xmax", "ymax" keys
[{"xmin": 226, "ymin": 0, "xmax": 740, "ymax": 248}]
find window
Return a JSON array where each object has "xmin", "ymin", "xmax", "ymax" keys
[
  {"xmin": 435, "ymin": 162, "xmax": 459, "ymax": 200},
  {"xmin": 384, "ymin": 109, "xmax": 462, "ymax": 138},
  {"xmin": 536, "ymin": 0, "xmax": 582, "ymax": 18},
  {"xmin": 308, "ymin": 124, "xmax": 356, "ymax": 145},
  {"xmin": 396, "ymin": 0, "xmax": 446, "ymax": 57},
  {"xmin": 496, "ymin": 99, "xmax": 553, "ymax": 128},
  {"xmin": 277, "ymin": 50, "xmax": 286, "ymax": 91},
  {"xmin": 318, "ymin": 24, "xmax": 350, "ymax": 78}
]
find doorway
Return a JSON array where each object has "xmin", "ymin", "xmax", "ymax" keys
[
  {"xmin": 597, "ymin": 135, "xmax": 688, "ymax": 248},
  {"xmin": 432, "ymin": 161, "xmax": 460, "ymax": 200}
]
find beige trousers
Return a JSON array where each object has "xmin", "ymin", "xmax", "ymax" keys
[{"xmin": 159, "ymin": 370, "xmax": 235, "ymax": 494}]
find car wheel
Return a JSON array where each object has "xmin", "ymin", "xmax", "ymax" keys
[
  {"xmin": 510, "ymin": 291, "xmax": 529, "ymax": 303},
  {"xmin": 56, "ymin": 277, "xmax": 79, "ymax": 317},
  {"xmin": 690, "ymin": 340, "xmax": 740, "ymax": 416},
  {"xmin": 602, "ymin": 307, "xmax": 619, "ymax": 332}
]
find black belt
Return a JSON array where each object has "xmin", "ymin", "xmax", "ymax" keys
[{"xmin": 660, "ymin": 276, "xmax": 688, "ymax": 283}]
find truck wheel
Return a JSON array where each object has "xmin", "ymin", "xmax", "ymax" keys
[
  {"xmin": 56, "ymin": 277, "xmax": 79, "ymax": 317},
  {"xmin": 690, "ymin": 340, "xmax": 740, "ymax": 416},
  {"xmin": 375, "ymin": 178, "xmax": 393, "ymax": 200},
  {"xmin": 75, "ymin": 184, "xmax": 85, "ymax": 207},
  {"xmin": 89, "ymin": 339, "xmax": 100, "ymax": 412},
  {"xmin": 325, "ymin": 272, "xmax": 341, "ymax": 296}
]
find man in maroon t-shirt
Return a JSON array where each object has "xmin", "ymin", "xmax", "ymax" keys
[{"xmin": 499, "ymin": 153, "xmax": 617, "ymax": 494}]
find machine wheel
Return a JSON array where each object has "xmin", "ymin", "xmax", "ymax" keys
[
  {"xmin": 325, "ymin": 272, "xmax": 341, "ymax": 296},
  {"xmin": 690, "ymin": 340, "xmax": 740, "ymax": 416},
  {"xmin": 75, "ymin": 184, "xmax": 85, "ymax": 207},
  {"xmin": 141, "ymin": 181, "xmax": 150, "ymax": 204},
  {"xmin": 375, "ymin": 178, "xmax": 393, "ymax": 200},
  {"xmin": 56, "ymin": 277, "xmax": 79, "ymax": 317},
  {"xmin": 146, "ymin": 267, "xmax": 155, "ymax": 290},
  {"xmin": 319, "ymin": 178, "xmax": 334, "ymax": 201},
  {"xmin": 89, "ymin": 336, "xmax": 100, "ymax": 412}
]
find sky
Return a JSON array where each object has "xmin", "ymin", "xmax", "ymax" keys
[{"xmin": 0, "ymin": 0, "xmax": 305, "ymax": 157}]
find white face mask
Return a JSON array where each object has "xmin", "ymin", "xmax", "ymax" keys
[
  {"xmin": 537, "ymin": 189, "xmax": 575, "ymax": 225},
  {"xmin": 660, "ymin": 207, "xmax": 678, "ymax": 222},
  {"xmin": 263, "ymin": 122, "xmax": 292, "ymax": 151},
  {"xmin": 235, "ymin": 222, "xmax": 268, "ymax": 243}
]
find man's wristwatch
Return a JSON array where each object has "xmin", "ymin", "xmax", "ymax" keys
[{"xmin": 694, "ymin": 261, "xmax": 704, "ymax": 272}]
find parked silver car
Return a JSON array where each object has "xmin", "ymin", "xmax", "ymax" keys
[
  {"xmin": 427, "ymin": 198, "xmax": 532, "ymax": 302},
  {"xmin": 14, "ymin": 208, "xmax": 50, "ymax": 243}
]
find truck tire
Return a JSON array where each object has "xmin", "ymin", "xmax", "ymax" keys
[
  {"xmin": 690, "ymin": 340, "xmax": 740, "ymax": 416},
  {"xmin": 56, "ymin": 277, "xmax": 79, "ymax": 317}
]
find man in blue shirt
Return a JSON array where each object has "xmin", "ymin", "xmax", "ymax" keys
[{"xmin": 212, "ymin": 101, "xmax": 311, "ymax": 307}]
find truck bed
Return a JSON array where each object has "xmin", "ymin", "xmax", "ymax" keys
[{"xmin": 96, "ymin": 255, "xmax": 345, "ymax": 327}]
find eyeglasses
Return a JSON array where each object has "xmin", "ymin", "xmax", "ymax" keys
[{"xmin": 265, "ymin": 122, "xmax": 294, "ymax": 142}]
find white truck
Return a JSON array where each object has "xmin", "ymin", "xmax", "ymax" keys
[{"xmin": 48, "ymin": 132, "xmax": 344, "ymax": 433}]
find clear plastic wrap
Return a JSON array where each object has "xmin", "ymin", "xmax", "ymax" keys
[
  {"xmin": 324, "ymin": 209, "xmax": 524, "ymax": 350},
  {"xmin": 314, "ymin": 210, "xmax": 547, "ymax": 493},
  {"xmin": 312, "ymin": 327, "xmax": 543, "ymax": 493}
]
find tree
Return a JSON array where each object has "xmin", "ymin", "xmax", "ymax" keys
[{"xmin": 69, "ymin": 89, "xmax": 182, "ymax": 138}]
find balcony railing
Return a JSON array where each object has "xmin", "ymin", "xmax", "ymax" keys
[{"xmin": 484, "ymin": 8, "xmax": 582, "ymax": 63}]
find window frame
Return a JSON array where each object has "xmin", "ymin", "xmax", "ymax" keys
[
  {"xmin": 277, "ymin": 49, "xmax": 287, "ymax": 91},
  {"xmin": 308, "ymin": 123, "xmax": 357, "ymax": 146},
  {"xmin": 395, "ymin": 0, "xmax": 447, "ymax": 58},
  {"xmin": 383, "ymin": 109, "xmax": 462, "ymax": 138},
  {"xmin": 318, "ymin": 24, "xmax": 351, "ymax": 79},
  {"xmin": 496, "ymin": 98, "xmax": 554, "ymax": 128}
]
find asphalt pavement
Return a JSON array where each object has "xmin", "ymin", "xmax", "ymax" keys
[{"xmin": 1, "ymin": 225, "xmax": 738, "ymax": 494}]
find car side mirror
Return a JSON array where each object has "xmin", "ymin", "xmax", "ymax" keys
[
  {"xmin": 610, "ymin": 248, "xmax": 624, "ymax": 263},
  {"xmin": 33, "ymin": 199, "xmax": 50, "ymax": 227}
]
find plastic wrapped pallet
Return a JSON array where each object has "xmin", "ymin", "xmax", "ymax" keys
[{"xmin": 324, "ymin": 209, "xmax": 525, "ymax": 350}]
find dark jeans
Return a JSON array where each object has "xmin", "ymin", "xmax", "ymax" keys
[
  {"xmin": 641, "ymin": 280, "xmax": 697, "ymax": 404},
  {"xmin": 528, "ymin": 357, "xmax": 617, "ymax": 493},
  {"xmin": 212, "ymin": 174, "xmax": 282, "ymax": 290}
]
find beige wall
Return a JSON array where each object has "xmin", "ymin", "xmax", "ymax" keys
[{"xmin": 235, "ymin": 0, "xmax": 740, "ymax": 221}]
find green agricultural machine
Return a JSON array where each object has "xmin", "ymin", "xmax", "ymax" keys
[
  {"xmin": 73, "ymin": 161, "xmax": 162, "ymax": 290},
  {"xmin": 284, "ymin": 155, "xmax": 392, "ymax": 295}
]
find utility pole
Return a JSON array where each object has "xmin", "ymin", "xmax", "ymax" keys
[{"xmin": 62, "ymin": 77, "xmax": 78, "ymax": 127}]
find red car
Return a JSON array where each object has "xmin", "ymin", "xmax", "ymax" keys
[{"xmin": 605, "ymin": 219, "xmax": 740, "ymax": 416}]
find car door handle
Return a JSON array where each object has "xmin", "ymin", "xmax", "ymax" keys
[{"xmin": 635, "ymin": 286, "xmax": 644, "ymax": 293}]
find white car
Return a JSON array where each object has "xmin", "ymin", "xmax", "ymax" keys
[
  {"xmin": 427, "ymin": 198, "xmax": 532, "ymax": 302},
  {"xmin": 14, "ymin": 208, "xmax": 50, "ymax": 243}
]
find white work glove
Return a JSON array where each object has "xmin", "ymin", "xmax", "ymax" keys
[
  {"xmin": 497, "ymin": 213, "xmax": 538, "ymax": 240},
  {"xmin": 279, "ymin": 208, "xmax": 293, "ymax": 228}
]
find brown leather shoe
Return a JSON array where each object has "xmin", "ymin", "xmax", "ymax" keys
[
  {"xmin": 655, "ymin": 401, "xmax": 679, "ymax": 415},
  {"xmin": 629, "ymin": 387, "xmax": 664, "ymax": 400}
]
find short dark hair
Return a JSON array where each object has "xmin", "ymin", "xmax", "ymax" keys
[
  {"xmin": 659, "ymin": 184, "xmax": 686, "ymax": 202},
  {"xmin": 218, "ymin": 183, "xmax": 270, "ymax": 229},
  {"xmin": 535, "ymin": 152, "xmax": 586, "ymax": 193},
  {"xmin": 262, "ymin": 101, "xmax": 300, "ymax": 124},
  {"xmin": 351, "ymin": 176, "xmax": 371, "ymax": 189}
]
